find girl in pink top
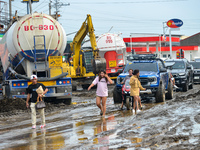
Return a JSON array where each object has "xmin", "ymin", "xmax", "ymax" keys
[{"xmin": 88, "ymin": 70, "xmax": 113, "ymax": 117}]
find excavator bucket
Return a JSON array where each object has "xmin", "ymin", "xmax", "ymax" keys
[{"xmin": 92, "ymin": 58, "xmax": 106, "ymax": 74}]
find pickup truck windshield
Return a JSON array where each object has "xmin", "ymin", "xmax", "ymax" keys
[
  {"xmin": 124, "ymin": 62, "xmax": 157, "ymax": 73},
  {"xmin": 190, "ymin": 62, "xmax": 200, "ymax": 69},
  {"xmin": 167, "ymin": 61, "xmax": 185, "ymax": 69}
]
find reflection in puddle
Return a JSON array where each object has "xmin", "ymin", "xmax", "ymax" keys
[
  {"xmin": 78, "ymin": 137, "xmax": 88, "ymax": 143},
  {"xmin": 9, "ymin": 129, "xmax": 65, "ymax": 150},
  {"xmin": 75, "ymin": 121, "xmax": 85, "ymax": 127},
  {"xmin": 76, "ymin": 130, "xmax": 84, "ymax": 135},
  {"xmin": 93, "ymin": 115, "xmax": 117, "ymax": 149},
  {"xmin": 130, "ymin": 137, "xmax": 143, "ymax": 143}
]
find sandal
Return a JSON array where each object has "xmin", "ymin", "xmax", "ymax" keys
[{"xmin": 100, "ymin": 111, "xmax": 103, "ymax": 116}]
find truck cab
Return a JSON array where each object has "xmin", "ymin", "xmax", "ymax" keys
[
  {"xmin": 113, "ymin": 54, "xmax": 173, "ymax": 103},
  {"xmin": 165, "ymin": 59, "xmax": 194, "ymax": 91}
]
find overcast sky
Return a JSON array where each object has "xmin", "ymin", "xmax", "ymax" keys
[{"xmin": 4, "ymin": 0, "xmax": 200, "ymax": 40}]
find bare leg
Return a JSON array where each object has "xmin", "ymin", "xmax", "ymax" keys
[
  {"xmin": 121, "ymin": 101, "xmax": 124, "ymax": 109},
  {"xmin": 102, "ymin": 97, "xmax": 107, "ymax": 116},
  {"xmin": 136, "ymin": 96, "xmax": 139, "ymax": 110},
  {"xmin": 139, "ymin": 97, "xmax": 142, "ymax": 108},
  {"xmin": 96, "ymin": 97, "xmax": 102, "ymax": 112},
  {"xmin": 133, "ymin": 96, "xmax": 137, "ymax": 112}
]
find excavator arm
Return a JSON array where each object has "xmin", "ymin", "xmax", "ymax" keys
[{"xmin": 70, "ymin": 14, "xmax": 106, "ymax": 75}]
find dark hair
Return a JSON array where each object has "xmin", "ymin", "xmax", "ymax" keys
[
  {"xmin": 98, "ymin": 70, "xmax": 108, "ymax": 82},
  {"xmin": 133, "ymin": 69, "xmax": 139, "ymax": 75},
  {"xmin": 128, "ymin": 69, "xmax": 133, "ymax": 72}
]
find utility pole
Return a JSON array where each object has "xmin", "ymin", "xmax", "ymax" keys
[
  {"xmin": 52, "ymin": 0, "xmax": 70, "ymax": 14},
  {"xmin": 49, "ymin": 0, "xmax": 52, "ymax": 15},
  {"xmin": 29, "ymin": 0, "xmax": 32, "ymax": 14},
  {"xmin": 9, "ymin": 0, "xmax": 12, "ymax": 21}
]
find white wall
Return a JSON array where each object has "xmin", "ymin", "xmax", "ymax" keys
[{"xmin": 159, "ymin": 46, "xmax": 200, "ymax": 61}]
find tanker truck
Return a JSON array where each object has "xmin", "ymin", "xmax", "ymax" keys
[
  {"xmin": 0, "ymin": 12, "xmax": 72, "ymax": 104},
  {"xmin": 82, "ymin": 33, "xmax": 126, "ymax": 80}
]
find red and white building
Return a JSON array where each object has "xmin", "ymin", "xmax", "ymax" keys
[{"xmin": 123, "ymin": 33, "xmax": 200, "ymax": 61}]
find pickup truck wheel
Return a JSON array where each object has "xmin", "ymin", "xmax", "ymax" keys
[
  {"xmin": 166, "ymin": 81, "xmax": 173, "ymax": 99},
  {"xmin": 62, "ymin": 98, "xmax": 72, "ymax": 105},
  {"xmin": 113, "ymin": 86, "xmax": 122, "ymax": 104},
  {"xmin": 183, "ymin": 82, "xmax": 188, "ymax": 92},
  {"xmin": 126, "ymin": 97, "xmax": 132, "ymax": 110},
  {"xmin": 155, "ymin": 84, "xmax": 165, "ymax": 103},
  {"xmin": 189, "ymin": 80, "xmax": 194, "ymax": 89}
]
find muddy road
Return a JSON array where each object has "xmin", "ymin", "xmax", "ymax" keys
[{"xmin": 0, "ymin": 85, "xmax": 200, "ymax": 150}]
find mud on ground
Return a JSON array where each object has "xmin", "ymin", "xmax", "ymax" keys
[
  {"xmin": 0, "ymin": 85, "xmax": 200, "ymax": 149},
  {"xmin": 0, "ymin": 85, "xmax": 114, "ymax": 117}
]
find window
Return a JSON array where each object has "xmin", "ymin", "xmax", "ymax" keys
[
  {"xmin": 124, "ymin": 62, "xmax": 158, "ymax": 72},
  {"xmin": 163, "ymin": 54, "xmax": 167, "ymax": 58}
]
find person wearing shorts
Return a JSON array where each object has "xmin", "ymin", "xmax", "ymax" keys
[
  {"xmin": 88, "ymin": 70, "xmax": 113, "ymax": 117},
  {"xmin": 129, "ymin": 69, "xmax": 146, "ymax": 114}
]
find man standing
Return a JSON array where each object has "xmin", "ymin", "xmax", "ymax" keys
[
  {"xmin": 120, "ymin": 69, "xmax": 133, "ymax": 109},
  {"xmin": 26, "ymin": 75, "xmax": 48, "ymax": 129},
  {"xmin": 121, "ymin": 69, "xmax": 133, "ymax": 85}
]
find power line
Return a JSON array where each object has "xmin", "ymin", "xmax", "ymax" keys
[
  {"xmin": 51, "ymin": 0, "xmax": 70, "ymax": 13},
  {"xmin": 71, "ymin": 0, "xmax": 187, "ymax": 4}
]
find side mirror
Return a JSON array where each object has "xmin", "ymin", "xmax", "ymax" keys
[
  {"xmin": 187, "ymin": 66, "xmax": 192, "ymax": 69},
  {"xmin": 160, "ymin": 68, "xmax": 167, "ymax": 72},
  {"xmin": 118, "ymin": 69, "xmax": 123, "ymax": 74}
]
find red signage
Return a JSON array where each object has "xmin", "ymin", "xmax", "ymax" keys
[{"xmin": 24, "ymin": 25, "xmax": 54, "ymax": 31}]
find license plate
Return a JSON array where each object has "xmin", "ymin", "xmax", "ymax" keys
[
  {"xmin": 109, "ymin": 60, "xmax": 116, "ymax": 68},
  {"xmin": 194, "ymin": 76, "xmax": 199, "ymax": 79},
  {"xmin": 111, "ymin": 69, "xmax": 116, "ymax": 72}
]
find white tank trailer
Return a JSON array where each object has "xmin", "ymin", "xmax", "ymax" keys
[
  {"xmin": 0, "ymin": 13, "xmax": 72, "ymax": 102},
  {"xmin": 82, "ymin": 33, "xmax": 126, "ymax": 77}
]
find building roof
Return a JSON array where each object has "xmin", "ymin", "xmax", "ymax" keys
[{"xmin": 180, "ymin": 32, "xmax": 200, "ymax": 46}]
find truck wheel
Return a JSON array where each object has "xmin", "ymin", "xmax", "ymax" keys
[
  {"xmin": 126, "ymin": 97, "xmax": 132, "ymax": 110},
  {"xmin": 183, "ymin": 82, "xmax": 188, "ymax": 92},
  {"xmin": 113, "ymin": 86, "xmax": 122, "ymax": 104},
  {"xmin": 155, "ymin": 84, "xmax": 165, "ymax": 103},
  {"xmin": 63, "ymin": 98, "xmax": 72, "ymax": 105},
  {"xmin": 82, "ymin": 84, "xmax": 90, "ymax": 89},
  {"xmin": 189, "ymin": 79, "xmax": 194, "ymax": 89},
  {"xmin": 72, "ymin": 81, "xmax": 77, "ymax": 91},
  {"xmin": 166, "ymin": 81, "xmax": 173, "ymax": 99}
]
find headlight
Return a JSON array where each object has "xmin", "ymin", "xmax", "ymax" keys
[
  {"xmin": 117, "ymin": 77, "xmax": 123, "ymax": 84},
  {"xmin": 179, "ymin": 73, "xmax": 186, "ymax": 76},
  {"xmin": 149, "ymin": 77, "xmax": 157, "ymax": 84}
]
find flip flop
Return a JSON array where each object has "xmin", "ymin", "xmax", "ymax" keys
[{"xmin": 100, "ymin": 111, "xmax": 103, "ymax": 116}]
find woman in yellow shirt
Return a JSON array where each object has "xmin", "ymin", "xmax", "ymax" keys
[{"xmin": 129, "ymin": 69, "xmax": 146, "ymax": 113}]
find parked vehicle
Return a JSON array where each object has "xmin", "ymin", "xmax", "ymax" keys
[
  {"xmin": 165, "ymin": 59, "xmax": 194, "ymax": 91},
  {"xmin": 113, "ymin": 54, "xmax": 173, "ymax": 104},
  {"xmin": 0, "ymin": 12, "xmax": 72, "ymax": 103},
  {"xmin": 82, "ymin": 33, "xmax": 126, "ymax": 80},
  {"xmin": 190, "ymin": 61, "xmax": 200, "ymax": 83}
]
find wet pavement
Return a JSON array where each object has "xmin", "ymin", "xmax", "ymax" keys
[{"xmin": 0, "ymin": 85, "xmax": 200, "ymax": 149}]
